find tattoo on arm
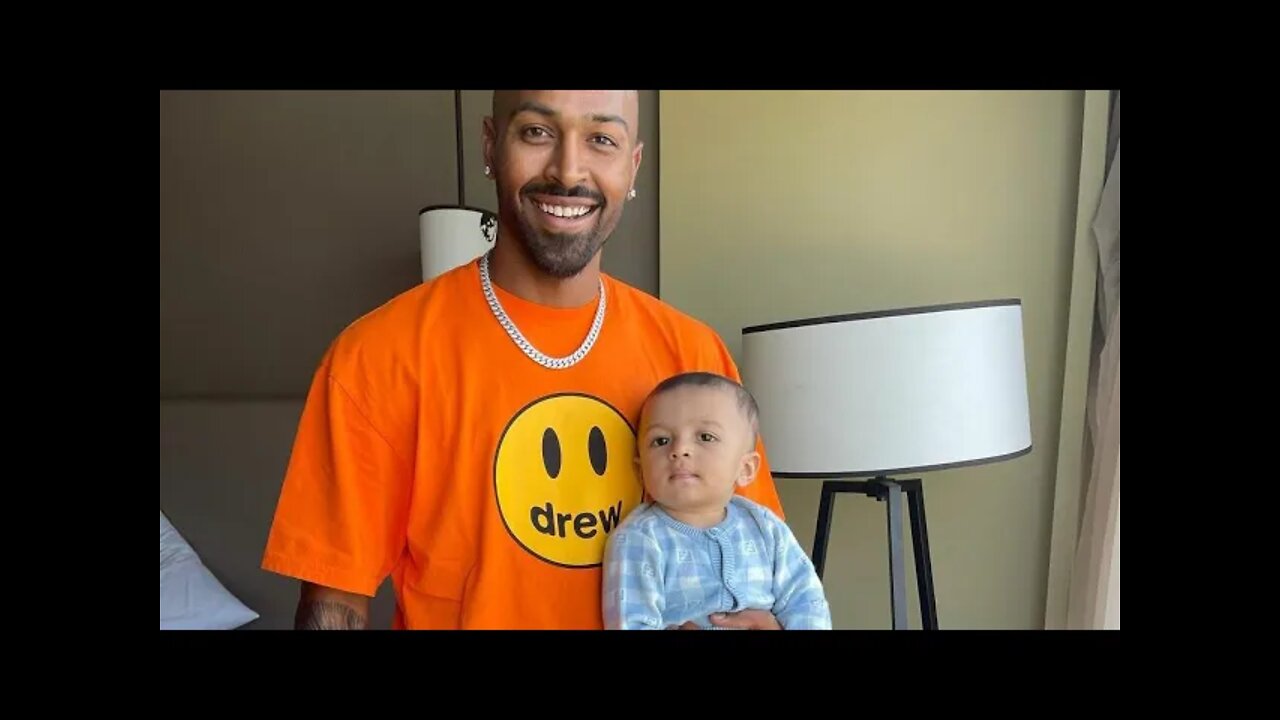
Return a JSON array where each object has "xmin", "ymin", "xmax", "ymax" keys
[{"xmin": 295, "ymin": 600, "xmax": 369, "ymax": 630}]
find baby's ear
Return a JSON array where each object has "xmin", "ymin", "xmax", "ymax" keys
[{"xmin": 736, "ymin": 451, "xmax": 761, "ymax": 488}]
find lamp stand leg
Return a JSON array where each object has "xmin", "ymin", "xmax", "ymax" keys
[
  {"xmin": 883, "ymin": 479, "xmax": 908, "ymax": 630},
  {"xmin": 812, "ymin": 481, "xmax": 838, "ymax": 579},
  {"xmin": 903, "ymin": 480, "xmax": 939, "ymax": 630},
  {"xmin": 806, "ymin": 478, "xmax": 939, "ymax": 630}
]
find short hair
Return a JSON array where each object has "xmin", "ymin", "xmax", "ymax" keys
[
  {"xmin": 492, "ymin": 89, "xmax": 639, "ymax": 116},
  {"xmin": 643, "ymin": 371, "xmax": 760, "ymax": 438},
  {"xmin": 491, "ymin": 90, "xmax": 640, "ymax": 139}
]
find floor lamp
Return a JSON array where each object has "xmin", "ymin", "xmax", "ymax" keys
[{"xmin": 741, "ymin": 300, "xmax": 1033, "ymax": 629}]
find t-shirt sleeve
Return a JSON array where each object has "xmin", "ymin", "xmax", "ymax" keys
[
  {"xmin": 707, "ymin": 333, "xmax": 786, "ymax": 520},
  {"xmin": 261, "ymin": 349, "xmax": 414, "ymax": 597}
]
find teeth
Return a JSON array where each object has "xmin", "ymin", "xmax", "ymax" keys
[{"xmin": 539, "ymin": 203, "xmax": 592, "ymax": 218}]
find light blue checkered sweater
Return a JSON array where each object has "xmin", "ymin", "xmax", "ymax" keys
[{"xmin": 602, "ymin": 496, "xmax": 832, "ymax": 630}]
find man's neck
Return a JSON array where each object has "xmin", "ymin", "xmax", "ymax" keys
[{"xmin": 487, "ymin": 237, "xmax": 602, "ymax": 308}]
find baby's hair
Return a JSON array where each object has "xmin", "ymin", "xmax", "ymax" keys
[{"xmin": 645, "ymin": 371, "xmax": 760, "ymax": 438}]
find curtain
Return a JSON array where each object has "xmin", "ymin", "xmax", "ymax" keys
[{"xmin": 1066, "ymin": 91, "xmax": 1120, "ymax": 630}]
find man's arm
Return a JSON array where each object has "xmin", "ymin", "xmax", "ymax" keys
[
  {"xmin": 602, "ymin": 529, "xmax": 667, "ymax": 630},
  {"xmin": 294, "ymin": 582, "xmax": 371, "ymax": 630}
]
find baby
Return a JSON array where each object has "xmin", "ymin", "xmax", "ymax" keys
[{"xmin": 603, "ymin": 371, "xmax": 832, "ymax": 630}]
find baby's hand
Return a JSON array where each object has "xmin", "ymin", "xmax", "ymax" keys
[{"xmin": 708, "ymin": 609, "xmax": 782, "ymax": 630}]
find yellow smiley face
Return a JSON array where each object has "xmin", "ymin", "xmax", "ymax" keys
[{"xmin": 494, "ymin": 393, "xmax": 642, "ymax": 568}]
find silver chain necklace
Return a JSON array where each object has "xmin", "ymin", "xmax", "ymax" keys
[{"xmin": 479, "ymin": 252, "xmax": 606, "ymax": 370}]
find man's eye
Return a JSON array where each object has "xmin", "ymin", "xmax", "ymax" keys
[
  {"xmin": 522, "ymin": 127, "xmax": 550, "ymax": 140},
  {"xmin": 591, "ymin": 135, "xmax": 618, "ymax": 147}
]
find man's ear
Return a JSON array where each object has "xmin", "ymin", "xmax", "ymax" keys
[
  {"xmin": 630, "ymin": 141, "xmax": 644, "ymax": 194},
  {"xmin": 482, "ymin": 116, "xmax": 497, "ymax": 176},
  {"xmin": 736, "ymin": 450, "xmax": 761, "ymax": 488}
]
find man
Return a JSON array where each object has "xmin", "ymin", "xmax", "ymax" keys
[{"xmin": 262, "ymin": 90, "xmax": 785, "ymax": 629}]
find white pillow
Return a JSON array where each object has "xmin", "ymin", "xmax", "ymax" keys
[{"xmin": 160, "ymin": 511, "xmax": 259, "ymax": 630}]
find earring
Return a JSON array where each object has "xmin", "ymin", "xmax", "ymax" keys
[
  {"xmin": 628, "ymin": 188, "xmax": 636, "ymax": 199},
  {"xmin": 484, "ymin": 165, "xmax": 491, "ymax": 176}
]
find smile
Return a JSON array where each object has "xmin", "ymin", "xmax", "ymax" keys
[{"xmin": 536, "ymin": 202, "xmax": 598, "ymax": 219}]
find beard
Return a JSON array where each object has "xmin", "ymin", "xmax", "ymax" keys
[
  {"xmin": 506, "ymin": 181, "xmax": 615, "ymax": 279},
  {"xmin": 515, "ymin": 215, "xmax": 609, "ymax": 278}
]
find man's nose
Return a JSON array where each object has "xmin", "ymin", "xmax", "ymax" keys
[{"xmin": 547, "ymin": 137, "xmax": 588, "ymax": 188}]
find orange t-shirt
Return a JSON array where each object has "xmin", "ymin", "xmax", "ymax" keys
[{"xmin": 261, "ymin": 258, "xmax": 783, "ymax": 629}]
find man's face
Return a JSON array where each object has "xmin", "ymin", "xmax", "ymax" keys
[{"xmin": 483, "ymin": 91, "xmax": 643, "ymax": 278}]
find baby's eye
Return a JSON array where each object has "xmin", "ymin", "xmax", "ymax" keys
[
  {"xmin": 699, "ymin": 432, "xmax": 717, "ymax": 442},
  {"xmin": 650, "ymin": 437, "xmax": 670, "ymax": 448}
]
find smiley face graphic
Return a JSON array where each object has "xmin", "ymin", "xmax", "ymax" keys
[{"xmin": 494, "ymin": 393, "xmax": 642, "ymax": 568}]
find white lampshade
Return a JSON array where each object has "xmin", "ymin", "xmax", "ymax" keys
[
  {"xmin": 419, "ymin": 205, "xmax": 496, "ymax": 281},
  {"xmin": 741, "ymin": 300, "xmax": 1032, "ymax": 477}
]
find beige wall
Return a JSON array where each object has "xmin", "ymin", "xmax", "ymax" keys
[{"xmin": 659, "ymin": 90, "xmax": 1090, "ymax": 629}]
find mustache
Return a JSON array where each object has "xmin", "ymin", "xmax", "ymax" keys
[{"xmin": 521, "ymin": 182, "xmax": 605, "ymax": 204}]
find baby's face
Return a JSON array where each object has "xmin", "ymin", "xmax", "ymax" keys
[{"xmin": 637, "ymin": 385, "xmax": 757, "ymax": 518}]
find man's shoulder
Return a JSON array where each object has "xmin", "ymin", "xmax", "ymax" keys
[
  {"xmin": 608, "ymin": 277, "xmax": 715, "ymax": 332},
  {"xmin": 606, "ymin": 275, "xmax": 727, "ymax": 352},
  {"xmin": 330, "ymin": 262, "xmax": 474, "ymax": 355}
]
